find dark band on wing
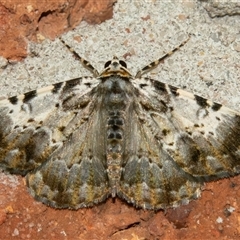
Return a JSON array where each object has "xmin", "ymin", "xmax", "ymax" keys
[
  {"xmin": 195, "ymin": 95, "xmax": 209, "ymax": 108},
  {"xmin": 63, "ymin": 78, "xmax": 81, "ymax": 90},
  {"xmin": 211, "ymin": 102, "xmax": 222, "ymax": 111},
  {"xmin": 153, "ymin": 81, "xmax": 167, "ymax": 93},
  {"xmin": 9, "ymin": 96, "xmax": 18, "ymax": 105},
  {"xmin": 52, "ymin": 82, "xmax": 64, "ymax": 93},
  {"xmin": 23, "ymin": 90, "xmax": 37, "ymax": 103},
  {"xmin": 169, "ymin": 85, "xmax": 179, "ymax": 96}
]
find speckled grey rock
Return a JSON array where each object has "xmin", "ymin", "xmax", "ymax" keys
[{"xmin": 200, "ymin": 0, "xmax": 240, "ymax": 17}]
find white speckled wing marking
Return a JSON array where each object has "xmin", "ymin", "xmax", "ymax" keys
[{"xmin": 132, "ymin": 77, "xmax": 240, "ymax": 177}]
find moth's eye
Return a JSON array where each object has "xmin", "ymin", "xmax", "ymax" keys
[
  {"xmin": 119, "ymin": 60, "xmax": 127, "ymax": 68},
  {"xmin": 104, "ymin": 60, "xmax": 112, "ymax": 68}
]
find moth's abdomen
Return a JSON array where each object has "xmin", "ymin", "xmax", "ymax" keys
[{"xmin": 106, "ymin": 110, "xmax": 125, "ymax": 197}]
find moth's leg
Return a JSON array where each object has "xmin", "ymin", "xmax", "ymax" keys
[
  {"xmin": 135, "ymin": 36, "xmax": 190, "ymax": 78},
  {"xmin": 59, "ymin": 38, "xmax": 99, "ymax": 77}
]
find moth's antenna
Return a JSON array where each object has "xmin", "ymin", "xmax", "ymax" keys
[
  {"xmin": 59, "ymin": 37, "xmax": 99, "ymax": 77},
  {"xmin": 135, "ymin": 35, "xmax": 191, "ymax": 78}
]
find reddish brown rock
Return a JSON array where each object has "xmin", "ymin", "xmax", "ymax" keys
[
  {"xmin": 0, "ymin": 209, "xmax": 7, "ymax": 226},
  {"xmin": 0, "ymin": 0, "xmax": 116, "ymax": 61},
  {"xmin": 148, "ymin": 213, "xmax": 176, "ymax": 238},
  {"xmin": 166, "ymin": 202, "xmax": 196, "ymax": 229}
]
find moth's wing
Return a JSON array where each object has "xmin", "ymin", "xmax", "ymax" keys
[
  {"xmin": 0, "ymin": 77, "xmax": 99, "ymax": 174},
  {"xmin": 132, "ymin": 78, "xmax": 240, "ymax": 179},
  {"xmin": 118, "ymin": 77, "xmax": 240, "ymax": 210},
  {"xmin": 27, "ymin": 98, "xmax": 110, "ymax": 209},
  {"xmin": 0, "ymin": 77, "xmax": 110, "ymax": 208},
  {"xmin": 117, "ymin": 87, "xmax": 202, "ymax": 209}
]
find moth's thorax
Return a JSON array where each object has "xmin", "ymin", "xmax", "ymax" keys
[
  {"xmin": 100, "ymin": 75, "xmax": 133, "ymax": 107},
  {"xmin": 101, "ymin": 75, "xmax": 130, "ymax": 91}
]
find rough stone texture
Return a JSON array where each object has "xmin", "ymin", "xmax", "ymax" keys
[
  {"xmin": 200, "ymin": 0, "xmax": 240, "ymax": 17},
  {"xmin": 0, "ymin": 0, "xmax": 116, "ymax": 60}
]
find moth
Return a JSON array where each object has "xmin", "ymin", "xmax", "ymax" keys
[{"xmin": 0, "ymin": 37, "xmax": 240, "ymax": 210}]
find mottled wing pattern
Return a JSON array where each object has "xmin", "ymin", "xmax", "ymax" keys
[
  {"xmin": 0, "ymin": 77, "xmax": 111, "ymax": 208},
  {"xmin": 117, "ymin": 77, "xmax": 240, "ymax": 209}
]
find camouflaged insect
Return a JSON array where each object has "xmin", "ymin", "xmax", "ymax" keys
[{"xmin": 0, "ymin": 37, "xmax": 240, "ymax": 210}]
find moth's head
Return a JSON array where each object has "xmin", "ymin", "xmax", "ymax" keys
[{"xmin": 99, "ymin": 56, "xmax": 133, "ymax": 78}]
